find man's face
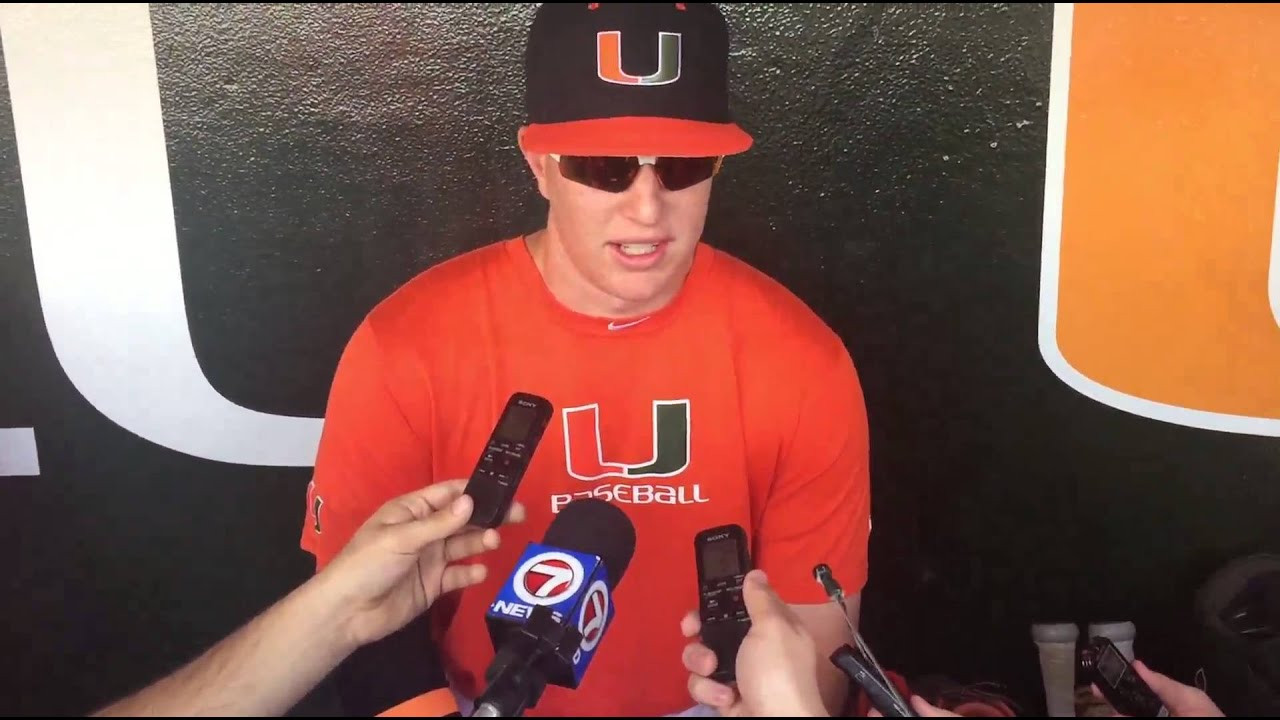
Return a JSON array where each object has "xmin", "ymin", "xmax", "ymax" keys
[{"xmin": 523, "ymin": 148, "xmax": 714, "ymax": 318}]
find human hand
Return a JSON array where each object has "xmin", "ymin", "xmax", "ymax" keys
[
  {"xmin": 680, "ymin": 569, "xmax": 829, "ymax": 717},
  {"xmin": 319, "ymin": 479, "xmax": 524, "ymax": 650},
  {"xmin": 1090, "ymin": 660, "xmax": 1224, "ymax": 717}
]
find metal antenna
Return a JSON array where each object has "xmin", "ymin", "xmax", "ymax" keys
[{"xmin": 813, "ymin": 564, "xmax": 912, "ymax": 716}]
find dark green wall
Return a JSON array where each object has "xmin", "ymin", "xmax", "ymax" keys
[{"xmin": 1, "ymin": 3, "xmax": 1276, "ymax": 715}]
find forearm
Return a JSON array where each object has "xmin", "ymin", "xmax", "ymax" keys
[
  {"xmin": 813, "ymin": 651, "xmax": 851, "ymax": 716},
  {"xmin": 94, "ymin": 574, "xmax": 356, "ymax": 717},
  {"xmin": 791, "ymin": 595, "xmax": 861, "ymax": 717}
]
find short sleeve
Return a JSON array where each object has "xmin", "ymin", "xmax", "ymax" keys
[
  {"xmin": 753, "ymin": 340, "xmax": 872, "ymax": 605},
  {"xmin": 301, "ymin": 318, "xmax": 433, "ymax": 571}
]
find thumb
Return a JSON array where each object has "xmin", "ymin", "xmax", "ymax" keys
[
  {"xmin": 741, "ymin": 569, "xmax": 781, "ymax": 621},
  {"xmin": 1132, "ymin": 661, "xmax": 1196, "ymax": 710},
  {"xmin": 384, "ymin": 493, "xmax": 474, "ymax": 555}
]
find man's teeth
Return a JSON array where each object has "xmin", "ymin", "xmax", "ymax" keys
[{"xmin": 619, "ymin": 243, "xmax": 658, "ymax": 256}]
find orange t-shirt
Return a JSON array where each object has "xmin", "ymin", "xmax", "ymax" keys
[{"xmin": 301, "ymin": 236, "xmax": 872, "ymax": 717}]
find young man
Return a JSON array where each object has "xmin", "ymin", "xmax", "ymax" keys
[{"xmin": 301, "ymin": 3, "xmax": 872, "ymax": 716}]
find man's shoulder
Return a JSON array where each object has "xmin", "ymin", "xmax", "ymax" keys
[
  {"xmin": 705, "ymin": 244, "xmax": 850, "ymax": 363},
  {"xmin": 364, "ymin": 238, "xmax": 515, "ymax": 339}
]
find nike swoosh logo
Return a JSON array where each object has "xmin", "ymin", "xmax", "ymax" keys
[{"xmin": 607, "ymin": 316, "xmax": 651, "ymax": 331}]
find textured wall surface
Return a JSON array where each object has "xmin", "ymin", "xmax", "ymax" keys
[{"xmin": 2, "ymin": 3, "xmax": 1277, "ymax": 715}]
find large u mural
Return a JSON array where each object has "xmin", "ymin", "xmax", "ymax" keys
[
  {"xmin": 1, "ymin": 3, "xmax": 1277, "ymax": 715},
  {"xmin": 1040, "ymin": 3, "xmax": 1280, "ymax": 437}
]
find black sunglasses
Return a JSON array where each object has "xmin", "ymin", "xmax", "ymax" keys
[{"xmin": 550, "ymin": 154, "xmax": 724, "ymax": 193}]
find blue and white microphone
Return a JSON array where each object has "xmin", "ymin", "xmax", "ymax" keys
[{"xmin": 471, "ymin": 498, "xmax": 636, "ymax": 717}]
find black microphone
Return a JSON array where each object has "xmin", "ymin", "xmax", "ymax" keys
[{"xmin": 471, "ymin": 498, "xmax": 636, "ymax": 717}]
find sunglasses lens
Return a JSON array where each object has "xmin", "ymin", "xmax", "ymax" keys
[
  {"xmin": 557, "ymin": 156, "xmax": 639, "ymax": 193},
  {"xmin": 655, "ymin": 157, "xmax": 721, "ymax": 191},
  {"xmin": 556, "ymin": 156, "xmax": 722, "ymax": 193}
]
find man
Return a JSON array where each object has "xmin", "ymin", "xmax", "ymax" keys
[
  {"xmin": 95, "ymin": 481, "xmax": 522, "ymax": 717},
  {"xmin": 301, "ymin": 2, "xmax": 872, "ymax": 716}
]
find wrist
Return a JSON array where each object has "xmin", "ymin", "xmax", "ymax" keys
[
  {"xmin": 294, "ymin": 566, "xmax": 363, "ymax": 658},
  {"xmin": 757, "ymin": 689, "xmax": 828, "ymax": 718},
  {"xmin": 770, "ymin": 700, "xmax": 827, "ymax": 718},
  {"xmin": 801, "ymin": 699, "xmax": 831, "ymax": 717}
]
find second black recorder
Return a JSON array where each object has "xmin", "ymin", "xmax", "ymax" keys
[
  {"xmin": 463, "ymin": 392, "xmax": 554, "ymax": 528},
  {"xmin": 694, "ymin": 523, "xmax": 752, "ymax": 683}
]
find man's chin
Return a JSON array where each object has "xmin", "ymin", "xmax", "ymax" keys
[{"xmin": 603, "ymin": 276, "xmax": 684, "ymax": 313}]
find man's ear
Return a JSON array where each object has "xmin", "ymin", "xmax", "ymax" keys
[{"xmin": 517, "ymin": 127, "xmax": 551, "ymax": 200}]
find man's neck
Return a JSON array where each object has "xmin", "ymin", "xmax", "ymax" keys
[{"xmin": 524, "ymin": 227, "xmax": 687, "ymax": 320}]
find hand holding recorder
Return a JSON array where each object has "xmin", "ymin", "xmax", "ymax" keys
[
  {"xmin": 1082, "ymin": 642, "xmax": 1224, "ymax": 718},
  {"xmin": 681, "ymin": 568, "xmax": 829, "ymax": 717},
  {"xmin": 93, "ymin": 481, "xmax": 522, "ymax": 717},
  {"xmin": 323, "ymin": 478, "xmax": 526, "ymax": 649}
]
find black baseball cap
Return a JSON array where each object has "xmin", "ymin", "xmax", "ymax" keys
[{"xmin": 518, "ymin": 2, "xmax": 753, "ymax": 158}]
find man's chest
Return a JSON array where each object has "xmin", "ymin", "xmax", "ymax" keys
[{"xmin": 420, "ymin": 334, "xmax": 763, "ymax": 529}]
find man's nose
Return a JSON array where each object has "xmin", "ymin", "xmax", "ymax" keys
[{"xmin": 620, "ymin": 165, "xmax": 662, "ymax": 225}]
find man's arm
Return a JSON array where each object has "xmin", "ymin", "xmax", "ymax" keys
[
  {"xmin": 95, "ymin": 482, "xmax": 508, "ymax": 717},
  {"xmin": 790, "ymin": 594, "xmax": 861, "ymax": 715},
  {"xmin": 679, "ymin": 328, "xmax": 871, "ymax": 717},
  {"xmin": 302, "ymin": 318, "xmax": 445, "ymax": 716},
  {"xmin": 302, "ymin": 318, "xmax": 434, "ymax": 571},
  {"xmin": 94, "ymin": 571, "xmax": 356, "ymax": 717},
  {"xmin": 754, "ymin": 336, "xmax": 873, "ymax": 717}
]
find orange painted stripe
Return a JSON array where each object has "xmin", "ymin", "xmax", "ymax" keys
[{"xmin": 1056, "ymin": 3, "xmax": 1280, "ymax": 418}]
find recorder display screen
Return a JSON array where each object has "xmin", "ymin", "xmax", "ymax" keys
[
  {"xmin": 1098, "ymin": 645, "xmax": 1127, "ymax": 685},
  {"xmin": 701, "ymin": 537, "xmax": 742, "ymax": 579},
  {"xmin": 495, "ymin": 404, "xmax": 536, "ymax": 443}
]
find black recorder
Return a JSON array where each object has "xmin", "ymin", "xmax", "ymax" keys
[
  {"xmin": 1080, "ymin": 636, "xmax": 1169, "ymax": 717},
  {"xmin": 463, "ymin": 392, "xmax": 553, "ymax": 529},
  {"xmin": 694, "ymin": 524, "xmax": 752, "ymax": 683}
]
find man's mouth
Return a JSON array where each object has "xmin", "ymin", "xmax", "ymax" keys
[{"xmin": 616, "ymin": 242, "xmax": 661, "ymax": 256}]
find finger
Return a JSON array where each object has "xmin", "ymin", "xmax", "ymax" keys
[
  {"xmin": 439, "ymin": 562, "xmax": 489, "ymax": 595},
  {"xmin": 686, "ymin": 673, "xmax": 735, "ymax": 709},
  {"xmin": 1089, "ymin": 685, "xmax": 1124, "ymax": 717},
  {"xmin": 681, "ymin": 641, "xmax": 717, "ymax": 676},
  {"xmin": 384, "ymin": 494, "xmax": 474, "ymax": 554},
  {"xmin": 381, "ymin": 480, "xmax": 469, "ymax": 525},
  {"xmin": 1133, "ymin": 661, "xmax": 1196, "ymax": 709},
  {"xmin": 442, "ymin": 527, "xmax": 501, "ymax": 562},
  {"xmin": 679, "ymin": 610, "xmax": 702, "ymax": 638},
  {"xmin": 413, "ymin": 480, "xmax": 470, "ymax": 514},
  {"xmin": 910, "ymin": 695, "xmax": 962, "ymax": 717},
  {"xmin": 740, "ymin": 569, "xmax": 784, "ymax": 622},
  {"xmin": 503, "ymin": 500, "xmax": 527, "ymax": 525}
]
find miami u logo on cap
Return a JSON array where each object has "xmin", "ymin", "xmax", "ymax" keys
[
  {"xmin": 597, "ymin": 30, "xmax": 682, "ymax": 86},
  {"xmin": 1039, "ymin": 3, "xmax": 1280, "ymax": 436}
]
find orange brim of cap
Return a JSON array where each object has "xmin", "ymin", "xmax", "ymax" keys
[{"xmin": 519, "ymin": 116, "xmax": 753, "ymax": 157}]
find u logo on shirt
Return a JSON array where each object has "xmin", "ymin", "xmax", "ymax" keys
[{"xmin": 561, "ymin": 399, "xmax": 691, "ymax": 481}]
